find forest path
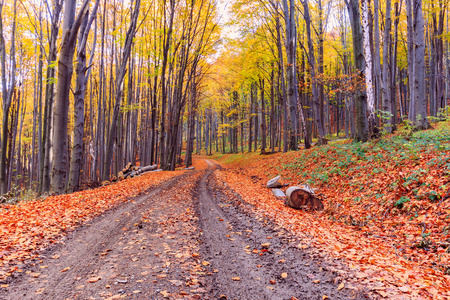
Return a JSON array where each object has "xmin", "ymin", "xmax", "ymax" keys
[{"xmin": 1, "ymin": 161, "xmax": 367, "ymax": 300}]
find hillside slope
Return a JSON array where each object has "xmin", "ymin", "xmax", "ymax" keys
[{"xmin": 211, "ymin": 121, "xmax": 450, "ymax": 298}]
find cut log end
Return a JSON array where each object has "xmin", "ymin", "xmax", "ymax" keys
[{"xmin": 285, "ymin": 186, "xmax": 323, "ymax": 210}]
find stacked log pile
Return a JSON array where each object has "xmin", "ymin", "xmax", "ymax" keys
[
  {"xmin": 118, "ymin": 163, "xmax": 158, "ymax": 180},
  {"xmin": 102, "ymin": 163, "xmax": 158, "ymax": 186}
]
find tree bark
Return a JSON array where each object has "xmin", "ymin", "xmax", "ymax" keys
[
  {"xmin": 302, "ymin": 0, "xmax": 325, "ymax": 145},
  {"xmin": 0, "ymin": 0, "xmax": 17, "ymax": 195},
  {"xmin": 412, "ymin": 0, "xmax": 429, "ymax": 129},
  {"xmin": 282, "ymin": 0, "xmax": 299, "ymax": 150},
  {"xmin": 260, "ymin": 79, "xmax": 266, "ymax": 152},
  {"xmin": 381, "ymin": 0, "xmax": 392, "ymax": 132},
  {"xmin": 275, "ymin": 12, "xmax": 289, "ymax": 152},
  {"xmin": 51, "ymin": 0, "xmax": 91, "ymax": 194},
  {"xmin": 158, "ymin": 0, "xmax": 175, "ymax": 170},
  {"xmin": 361, "ymin": 0, "xmax": 376, "ymax": 134},
  {"xmin": 406, "ymin": 0, "xmax": 415, "ymax": 120},
  {"xmin": 346, "ymin": 0, "xmax": 368, "ymax": 142},
  {"xmin": 373, "ymin": 0, "xmax": 382, "ymax": 125},
  {"xmin": 103, "ymin": 0, "xmax": 141, "ymax": 180},
  {"xmin": 68, "ymin": 0, "xmax": 99, "ymax": 193}
]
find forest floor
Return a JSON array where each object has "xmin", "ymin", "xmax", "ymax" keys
[
  {"xmin": 0, "ymin": 122, "xmax": 449, "ymax": 300},
  {"xmin": 0, "ymin": 159, "xmax": 367, "ymax": 300},
  {"xmin": 209, "ymin": 120, "xmax": 450, "ymax": 299}
]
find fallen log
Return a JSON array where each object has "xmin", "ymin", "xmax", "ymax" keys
[
  {"xmin": 267, "ymin": 176, "xmax": 283, "ymax": 188},
  {"xmin": 272, "ymin": 189, "xmax": 286, "ymax": 198},
  {"xmin": 140, "ymin": 164, "xmax": 158, "ymax": 172},
  {"xmin": 125, "ymin": 171, "xmax": 137, "ymax": 179},
  {"xmin": 123, "ymin": 162, "xmax": 133, "ymax": 173},
  {"xmin": 285, "ymin": 185, "xmax": 323, "ymax": 210}
]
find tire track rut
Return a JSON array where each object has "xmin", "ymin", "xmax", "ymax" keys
[{"xmin": 196, "ymin": 160, "xmax": 369, "ymax": 299}]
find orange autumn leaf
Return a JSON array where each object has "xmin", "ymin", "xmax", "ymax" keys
[{"xmin": 88, "ymin": 276, "xmax": 102, "ymax": 283}]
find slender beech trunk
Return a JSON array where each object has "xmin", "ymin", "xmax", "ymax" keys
[
  {"xmin": 275, "ymin": 12, "xmax": 289, "ymax": 152},
  {"xmin": 381, "ymin": 0, "xmax": 392, "ymax": 132},
  {"xmin": 302, "ymin": 0, "xmax": 325, "ymax": 144},
  {"xmin": 373, "ymin": 0, "xmax": 382, "ymax": 124},
  {"xmin": 346, "ymin": 0, "xmax": 368, "ymax": 142},
  {"xmin": 406, "ymin": 0, "xmax": 415, "ymax": 120},
  {"xmin": 282, "ymin": 0, "xmax": 298, "ymax": 150},
  {"xmin": 40, "ymin": 1, "xmax": 62, "ymax": 194},
  {"xmin": 318, "ymin": 0, "xmax": 325, "ymax": 136},
  {"xmin": 260, "ymin": 79, "xmax": 266, "ymax": 152},
  {"xmin": 159, "ymin": 0, "xmax": 175, "ymax": 170},
  {"xmin": 254, "ymin": 85, "xmax": 258, "ymax": 151},
  {"xmin": 249, "ymin": 83, "xmax": 253, "ymax": 152},
  {"xmin": 361, "ymin": 0, "xmax": 376, "ymax": 134},
  {"xmin": 412, "ymin": 0, "xmax": 429, "ymax": 129},
  {"xmin": 68, "ymin": 0, "xmax": 99, "ymax": 193},
  {"xmin": 390, "ymin": 0, "xmax": 402, "ymax": 129},
  {"xmin": 103, "ymin": 0, "xmax": 141, "ymax": 180},
  {"xmin": 51, "ymin": 0, "xmax": 91, "ymax": 194},
  {"xmin": 270, "ymin": 67, "xmax": 275, "ymax": 153},
  {"xmin": 0, "ymin": 0, "xmax": 17, "ymax": 195}
]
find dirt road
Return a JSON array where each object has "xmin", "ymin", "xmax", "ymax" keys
[{"xmin": 0, "ymin": 160, "xmax": 368, "ymax": 300}]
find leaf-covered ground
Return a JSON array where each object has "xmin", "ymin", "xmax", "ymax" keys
[
  {"xmin": 0, "ymin": 159, "xmax": 208, "ymax": 281},
  {"xmin": 211, "ymin": 121, "xmax": 450, "ymax": 299}
]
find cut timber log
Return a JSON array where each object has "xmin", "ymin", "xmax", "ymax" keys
[
  {"xmin": 267, "ymin": 176, "xmax": 283, "ymax": 188},
  {"xmin": 125, "ymin": 171, "xmax": 137, "ymax": 179},
  {"xmin": 140, "ymin": 164, "xmax": 157, "ymax": 172},
  {"xmin": 272, "ymin": 189, "xmax": 286, "ymax": 198},
  {"xmin": 285, "ymin": 186, "xmax": 323, "ymax": 210},
  {"xmin": 185, "ymin": 166, "xmax": 195, "ymax": 170},
  {"xmin": 117, "ymin": 164, "xmax": 158, "ymax": 180}
]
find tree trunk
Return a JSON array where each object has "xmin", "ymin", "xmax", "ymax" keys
[
  {"xmin": 346, "ymin": 0, "xmax": 368, "ymax": 142},
  {"xmin": 275, "ymin": 12, "xmax": 289, "ymax": 152},
  {"xmin": 40, "ymin": 0, "xmax": 61, "ymax": 193},
  {"xmin": 249, "ymin": 83, "xmax": 253, "ymax": 152},
  {"xmin": 282, "ymin": 0, "xmax": 299, "ymax": 150},
  {"xmin": 302, "ymin": 0, "xmax": 325, "ymax": 145},
  {"xmin": 68, "ymin": 1, "xmax": 99, "ymax": 193},
  {"xmin": 390, "ymin": 0, "xmax": 401, "ymax": 129},
  {"xmin": 103, "ymin": 0, "xmax": 141, "ymax": 180},
  {"xmin": 270, "ymin": 67, "xmax": 275, "ymax": 153},
  {"xmin": 158, "ymin": 0, "xmax": 175, "ymax": 170},
  {"xmin": 318, "ymin": 0, "xmax": 325, "ymax": 137},
  {"xmin": 381, "ymin": 0, "xmax": 392, "ymax": 133},
  {"xmin": 413, "ymin": 0, "xmax": 429, "ymax": 129},
  {"xmin": 253, "ymin": 85, "xmax": 258, "ymax": 152},
  {"xmin": 406, "ymin": 0, "xmax": 415, "ymax": 120},
  {"xmin": 0, "ymin": 0, "xmax": 17, "ymax": 195},
  {"xmin": 260, "ymin": 79, "xmax": 266, "ymax": 152},
  {"xmin": 361, "ymin": 0, "xmax": 376, "ymax": 134},
  {"xmin": 373, "ymin": 0, "xmax": 382, "ymax": 126}
]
